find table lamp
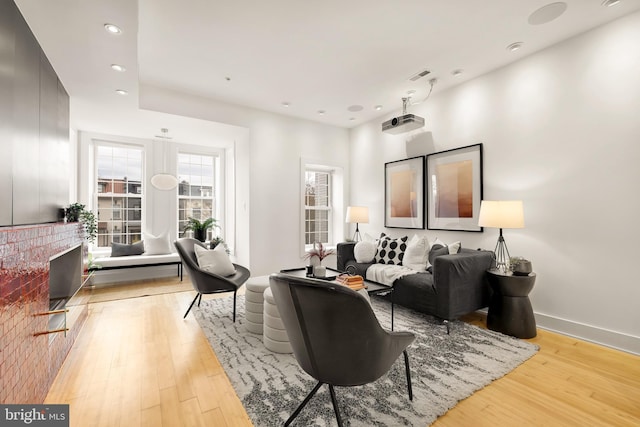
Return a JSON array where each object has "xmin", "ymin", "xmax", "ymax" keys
[
  {"xmin": 478, "ymin": 200, "xmax": 525, "ymax": 272},
  {"xmin": 345, "ymin": 206, "xmax": 369, "ymax": 241}
]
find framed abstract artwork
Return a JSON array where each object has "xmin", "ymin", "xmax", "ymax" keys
[
  {"xmin": 426, "ymin": 143, "xmax": 483, "ymax": 232},
  {"xmin": 384, "ymin": 156, "xmax": 425, "ymax": 229}
]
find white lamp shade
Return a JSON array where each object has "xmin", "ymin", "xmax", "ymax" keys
[
  {"xmin": 151, "ymin": 173, "xmax": 179, "ymax": 190},
  {"xmin": 478, "ymin": 200, "xmax": 525, "ymax": 229},
  {"xmin": 345, "ymin": 206, "xmax": 369, "ymax": 224}
]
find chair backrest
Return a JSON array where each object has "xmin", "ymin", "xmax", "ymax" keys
[
  {"xmin": 269, "ymin": 273, "xmax": 413, "ymax": 387},
  {"xmin": 174, "ymin": 238, "xmax": 237, "ymax": 294},
  {"xmin": 174, "ymin": 238, "xmax": 204, "ymax": 275}
]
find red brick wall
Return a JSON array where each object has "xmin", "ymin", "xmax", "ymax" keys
[{"xmin": 0, "ymin": 223, "xmax": 87, "ymax": 403}]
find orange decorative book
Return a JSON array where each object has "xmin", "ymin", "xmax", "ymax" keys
[{"xmin": 336, "ymin": 274, "xmax": 366, "ymax": 291}]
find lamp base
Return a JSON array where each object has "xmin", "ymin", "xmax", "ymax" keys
[
  {"xmin": 493, "ymin": 229, "xmax": 511, "ymax": 272},
  {"xmin": 352, "ymin": 223, "xmax": 362, "ymax": 242}
]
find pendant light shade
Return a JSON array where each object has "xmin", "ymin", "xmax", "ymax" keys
[
  {"xmin": 151, "ymin": 128, "xmax": 178, "ymax": 190},
  {"xmin": 151, "ymin": 173, "xmax": 178, "ymax": 190}
]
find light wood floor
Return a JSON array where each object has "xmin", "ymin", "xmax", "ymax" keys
[{"xmin": 46, "ymin": 278, "xmax": 640, "ymax": 427}]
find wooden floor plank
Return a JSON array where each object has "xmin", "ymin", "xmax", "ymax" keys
[
  {"xmin": 44, "ymin": 277, "xmax": 639, "ymax": 427},
  {"xmin": 140, "ymin": 405, "xmax": 162, "ymax": 427},
  {"xmin": 159, "ymin": 386, "xmax": 185, "ymax": 427}
]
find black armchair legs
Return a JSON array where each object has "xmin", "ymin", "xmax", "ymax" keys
[
  {"xmin": 184, "ymin": 292, "xmax": 201, "ymax": 319},
  {"xmin": 284, "ymin": 381, "xmax": 323, "ymax": 427},
  {"xmin": 328, "ymin": 385, "xmax": 343, "ymax": 427},
  {"xmin": 184, "ymin": 290, "xmax": 239, "ymax": 322},
  {"xmin": 284, "ymin": 352, "xmax": 414, "ymax": 426},
  {"xmin": 404, "ymin": 350, "xmax": 413, "ymax": 401},
  {"xmin": 285, "ymin": 382, "xmax": 345, "ymax": 427},
  {"xmin": 233, "ymin": 289, "xmax": 237, "ymax": 322}
]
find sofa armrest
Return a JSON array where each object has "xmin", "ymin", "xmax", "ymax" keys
[
  {"xmin": 432, "ymin": 249, "xmax": 494, "ymax": 319},
  {"xmin": 337, "ymin": 242, "xmax": 357, "ymax": 272}
]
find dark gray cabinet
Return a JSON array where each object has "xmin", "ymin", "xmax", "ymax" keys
[
  {"xmin": 0, "ymin": 1, "xmax": 15, "ymax": 225},
  {"xmin": 56, "ymin": 80, "xmax": 70, "ymax": 217},
  {"xmin": 12, "ymin": 10, "xmax": 41, "ymax": 225},
  {"xmin": 39, "ymin": 52, "xmax": 60, "ymax": 222},
  {"xmin": 0, "ymin": 1, "xmax": 70, "ymax": 226}
]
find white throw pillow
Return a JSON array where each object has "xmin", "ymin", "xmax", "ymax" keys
[
  {"xmin": 432, "ymin": 238, "xmax": 461, "ymax": 254},
  {"xmin": 363, "ymin": 233, "xmax": 376, "ymax": 243},
  {"xmin": 194, "ymin": 244, "xmax": 236, "ymax": 276},
  {"xmin": 403, "ymin": 234, "xmax": 430, "ymax": 271},
  {"xmin": 354, "ymin": 241, "xmax": 377, "ymax": 263},
  {"xmin": 143, "ymin": 232, "xmax": 172, "ymax": 255}
]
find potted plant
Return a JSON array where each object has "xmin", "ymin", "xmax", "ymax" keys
[
  {"xmin": 183, "ymin": 217, "xmax": 219, "ymax": 242},
  {"xmin": 66, "ymin": 203, "xmax": 98, "ymax": 243},
  {"xmin": 210, "ymin": 236, "xmax": 230, "ymax": 254},
  {"xmin": 303, "ymin": 242, "xmax": 335, "ymax": 277},
  {"xmin": 65, "ymin": 202, "xmax": 84, "ymax": 222},
  {"xmin": 303, "ymin": 242, "xmax": 335, "ymax": 265}
]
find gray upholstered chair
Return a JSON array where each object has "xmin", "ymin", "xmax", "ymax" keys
[
  {"xmin": 269, "ymin": 273, "xmax": 415, "ymax": 427},
  {"xmin": 174, "ymin": 238, "xmax": 250, "ymax": 320}
]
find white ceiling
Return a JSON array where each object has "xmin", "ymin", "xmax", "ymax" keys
[{"xmin": 15, "ymin": 0, "xmax": 640, "ymax": 140}]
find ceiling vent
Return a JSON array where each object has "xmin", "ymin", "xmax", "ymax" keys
[
  {"xmin": 409, "ymin": 69, "xmax": 431, "ymax": 81},
  {"xmin": 381, "ymin": 98, "xmax": 425, "ymax": 134}
]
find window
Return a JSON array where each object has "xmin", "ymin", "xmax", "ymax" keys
[
  {"xmin": 177, "ymin": 153, "xmax": 218, "ymax": 238},
  {"xmin": 304, "ymin": 169, "xmax": 331, "ymax": 245},
  {"xmin": 95, "ymin": 145, "xmax": 143, "ymax": 247}
]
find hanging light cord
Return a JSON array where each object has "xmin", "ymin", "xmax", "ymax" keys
[{"xmin": 412, "ymin": 78, "xmax": 438, "ymax": 106}]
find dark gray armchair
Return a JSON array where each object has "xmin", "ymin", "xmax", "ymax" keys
[
  {"xmin": 269, "ymin": 273, "xmax": 415, "ymax": 427},
  {"xmin": 174, "ymin": 238, "xmax": 250, "ymax": 320}
]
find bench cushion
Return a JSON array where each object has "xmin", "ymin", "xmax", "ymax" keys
[{"xmin": 93, "ymin": 253, "xmax": 180, "ymax": 268}]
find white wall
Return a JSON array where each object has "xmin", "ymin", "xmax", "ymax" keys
[{"xmin": 350, "ymin": 12, "xmax": 640, "ymax": 354}]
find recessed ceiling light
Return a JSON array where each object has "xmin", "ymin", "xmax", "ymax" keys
[
  {"xmin": 317, "ymin": 110, "xmax": 326, "ymax": 115},
  {"xmin": 104, "ymin": 24, "xmax": 122, "ymax": 34},
  {"xmin": 281, "ymin": 102, "xmax": 290, "ymax": 107},
  {"xmin": 115, "ymin": 89, "xmax": 128, "ymax": 95},
  {"xmin": 225, "ymin": 76, "xmax": 231, "ymax": 81},
  {"xmin": 506, "ymin": 42, "xmax": 524, "ymax": 52},
  {"xmin": 374, "ymin": 105, "xmax": 383, "ymax": 111},
  {"xmin": 406, "ymin": 90, "xmax": 416, "ymax": 96},
  {"xmin": 347, "ymin": 105, "xmax": 363, "ymax": 112},
  {"xmin": 452, "ymin": 69, "xmax": 464, "ymax": 77},
  {"xmin": 528, "ymin": 2, "xmax": 567, "ymax": 26},
  {"xmin": 602, "ymin": 0, "xmax": 621, "ymax": 6},
  {"xmin": 349, "ymin": 117, "xmax": 356, "ymax": 121},
  {"xmin": 110, "ymin": 64, "xmax": 126, "ymax": 72}
]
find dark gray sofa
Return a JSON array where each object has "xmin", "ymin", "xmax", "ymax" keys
[{"xmin": 337, "ymin": 242, "xmax": 494, "ymax": 322}]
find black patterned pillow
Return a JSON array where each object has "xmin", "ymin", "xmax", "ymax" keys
[{"xmin": 374, "ymin": 233, "xmax": 408, "ymax": 265}]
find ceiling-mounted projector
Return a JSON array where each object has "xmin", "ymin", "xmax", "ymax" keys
[
  {"xmin": 382, "ymin": 97, "xmax": 425, "ymax": 134},
  {"xmin": 382, "ymin": 114, "xmax": 425, "ymax": 134}
]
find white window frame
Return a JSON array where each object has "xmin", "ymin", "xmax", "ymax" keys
[
  {"xmin": 93, "ymin": 141, "xmax": 145, "ymax": 248},
  {"xmin": 301, "ymin": 159, "xmax": 345, "ymax": 253},
  {"xmin": 176, "ymin": 145, "xmax": 226, "ymax": 242},
  {"xmin": 304, "ymin": 167, "xmax": 332, "ymax": 247}
]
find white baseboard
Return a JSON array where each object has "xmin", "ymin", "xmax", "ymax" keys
[
  {"xmin": 535, "ymin": 313, "xmax": 639, "ymax": 356},
  {"xmin": 475, "ymin": 308, "xmax": 639, "ymax": 355}
]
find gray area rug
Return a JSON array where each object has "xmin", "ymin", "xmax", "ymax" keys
[{"xmin": 194, "ymin": 295, "xmax": 538, "ymax": 426}]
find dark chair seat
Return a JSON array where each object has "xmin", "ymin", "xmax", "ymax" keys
[
  {"xmin": 174, "ymin": 238, "xmax": 250, "ymax": 321},
  {"xmin": 269, "ymin": 273, "xmax": 415, "ymax": 426}
]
